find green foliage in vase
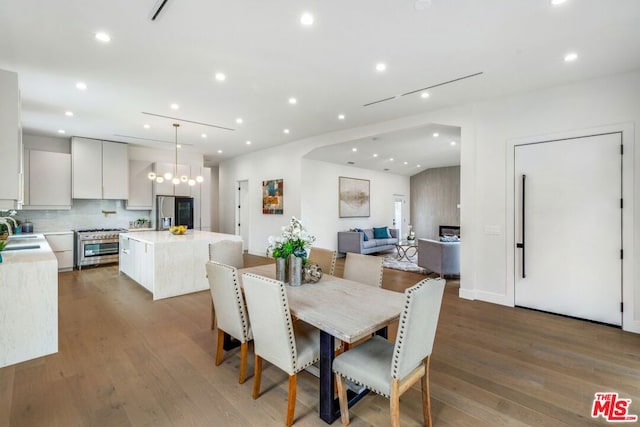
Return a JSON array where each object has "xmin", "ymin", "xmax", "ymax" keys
[{"xmin": 267, "ymin": 216, "xmax": 316, "ymax": 259}]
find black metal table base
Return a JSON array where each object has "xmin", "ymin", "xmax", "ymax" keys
[{"xmin": 319, "ymin": 327, "xmax": 387, "ymax": 424}]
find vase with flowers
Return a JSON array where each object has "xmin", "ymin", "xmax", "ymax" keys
[
  {"xmin": 267, "ymin": 216, "xmax": 316, "ymax": 286},
  {"xmin": 406, "ymin": 224, "xmax": 416, "ymax": 242}
]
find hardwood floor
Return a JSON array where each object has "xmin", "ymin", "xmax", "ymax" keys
[{"xmin": 1, "ymin": 255, "xmax": 639, "ymax": 426}]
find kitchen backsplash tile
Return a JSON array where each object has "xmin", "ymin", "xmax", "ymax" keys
[{"xmin": 16, "ymin": 200, "xmax": 151, "ymax": 233}]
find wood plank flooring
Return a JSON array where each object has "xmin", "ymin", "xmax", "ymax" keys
[{"xmin": 1, "ymin": 254, "xmax": 639, "ymax": 426}]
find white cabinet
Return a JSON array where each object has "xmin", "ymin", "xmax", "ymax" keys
[
  {"xmin": 0, "ymin": 69, "xmax": 23, "ymax": 209},
  {"xmin": 43, "ymin": 232, "xmax": 74, "ymax": 272},
  {"xmin": 23, "ymin": 150, "xmax": 71, "ymax": 209},
  {"xmin": 192, "ymin": 167, "xmax": 211, "ymax": 230},
  {"xmin": 72, "ymin": 137, "xmax": 128, "ymax": 199},
  {"xmin": 102, "ymin": 141, "xmax": 128, "ymax": 199},
  {"xmin": 119, "ymin": 235, "xmax": 154, "ymax": 292},
  {"xmin": 126, "ymin": 160, "xmax": 153, "ymax": 210}
]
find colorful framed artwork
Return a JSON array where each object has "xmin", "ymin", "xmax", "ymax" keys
[
  {"xmin": 339, "ymin": 176, "xmax": 370, "ymax": 218},
  {"xmin": 262, "ymin": 179, "xmax": 284, "ymax": 214}
]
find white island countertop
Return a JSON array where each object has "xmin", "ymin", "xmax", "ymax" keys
[
  {"xmin": 0, "ymin": 234, "xmax": 58, "ymax": 368},
  {"xmin": 119, "ymin": 230, "xmax": 242, "ymax": 300}
]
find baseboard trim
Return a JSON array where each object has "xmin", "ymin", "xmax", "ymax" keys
[{"xmin": 459, "ymin": 288, "xmax": 513, "ymax": 307}]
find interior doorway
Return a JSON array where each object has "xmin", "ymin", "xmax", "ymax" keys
[
  {"xmin": 236, "ymin": 180, "xmax": 249, "ymax": 252},
  {"xmin": 393, "ymin": 195, "xmax": 407, "ymax": 240},
  {"xmin": 514, "ymin": 132, "xmax": 622, "ymax": 326}
]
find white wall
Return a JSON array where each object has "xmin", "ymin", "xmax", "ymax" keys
[
  {"xmin": 210, "ymin": 166, "xmax": 219, "ymax": 231},
  {"xmin": 301, "ymin": 159, "xmax": 410, "ymax": 251},
  {"xmin": 219, "ymin": 69, "xmax": 640, "ymax": 333},
  {"xmin": 23, "ymin": 134, "xmax": 70, "ymax": 153}
]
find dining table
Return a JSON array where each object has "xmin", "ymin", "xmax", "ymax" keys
[{"xmin": 237, "ymin": 263, "xmax": 404, "ymax": 424}]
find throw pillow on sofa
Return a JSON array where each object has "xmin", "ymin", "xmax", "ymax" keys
[
  {"xmin": 373, "ymin": 226, "xmax": 391, "ymax": 239},
  {"xmin": 352, "ymin": 228, "xmax": 369, "ymax": 241}
]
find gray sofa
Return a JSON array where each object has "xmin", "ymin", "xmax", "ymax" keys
[
  {"xmin": 337, "ymin": 228, "xmax": 398, "ymax": 255},
  {"xmin": 417, "ymin": 238, "xmax": 460, "ymax": 277}
]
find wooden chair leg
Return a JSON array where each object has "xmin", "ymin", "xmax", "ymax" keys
[
  {"xmin": 335, "ymin": 373, "xmax": 350, "ymax": 426},
  {"xmin": 286, "ymin": 374, "xmax": 297, "ymax": 427},
  {"xmin": 390, "ymin": 378, "xmax": 401, "ymax": 427},
  {"xmin": 215, "ymin": 329, "xmax": 225, "ymax": 366},
  {"xmin": 239, "ymin": 342, "xmax": 248, "ymax": 384},
  {"xmin": 252, "ymin": 355, "xmax": 262, "ymax": 399},
  {"xmin": 422, "ymin": 357, "xmax": 432, "ymax": 427},
  {"xmin": 210, "ymin": 297, "xmax": 216, "ymax": 330}
]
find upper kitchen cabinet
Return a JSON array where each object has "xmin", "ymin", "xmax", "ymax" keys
[
  {"xmin": 191, "ymin": 167, "xmax": 212, "ymax": 231},
  {"xmin": 0, "ymin": 69, "xmax": 23, "ymax": 209},
  {"xmin": 126, "ymin": 160, "xmax": 153, "ymax": 210},
  {"xmin": 23, "ymin": 149, "xmax": 72, "ymax": 209},
  {"xmin": 72, "ymin": 137, "xmax": 128, "ymax": 199}
]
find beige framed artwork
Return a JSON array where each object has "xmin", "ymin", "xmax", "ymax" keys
[{"xmin": 339, "ymin": 176, "xmax": 370, "ymax": 218}]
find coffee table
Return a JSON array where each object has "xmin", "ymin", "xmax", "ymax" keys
[{"xmin": 396, "ymin": 240, "xmax": 418, "ymax": 261}]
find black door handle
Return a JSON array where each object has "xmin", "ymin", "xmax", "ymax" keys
[{"xmin": 516, "ymin": 174, "xmax": 526, "ymax": 278}]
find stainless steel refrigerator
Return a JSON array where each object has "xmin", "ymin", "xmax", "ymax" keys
[{"xmin": 156, "ymin": 195, "xmax": 194, "ymax": 230}]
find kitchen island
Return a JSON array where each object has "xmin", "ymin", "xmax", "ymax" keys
[
  {"xmin": 119, "ymin": 230, "xmax": 242, "ymax": 300},
  {"xmin": 0, "ymin": 234, "xmax": 58, "ymax": 368}
]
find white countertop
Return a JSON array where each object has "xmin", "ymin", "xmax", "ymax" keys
[
  {"xmin": 1, "ymin": 234, "xmax": 56, "ymax": 265},
  {"xmin": 121, "ymin": 230, "xmax": 242, "ymax": 244}
]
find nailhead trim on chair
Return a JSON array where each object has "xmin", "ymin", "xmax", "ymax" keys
[
  {"xmin": 245, "ymin": 274, "xmax": 301, "ymax": 371},
  {"xmin": 337, "ymin": 373, "xmax": 391, "ymax": 398},
  {"xmin": 391, "ymin": 280, "xmax": 425, "ymax": 380},
  {"xmin": 212, "ymin": 261, "xmax": 250, "ymax": 341}
]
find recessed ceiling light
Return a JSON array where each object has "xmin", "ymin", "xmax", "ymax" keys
[
  {"xmin": 550, "ymin": 0, "xmax": 567, "ymax": 6},
  {"xmin": 65, "ymin": 111, "xmax": 74, "ymax": 117},
  {"xmin": 214, "ymin": 72, "xmax": 226, "ymax": 82},
  {"xmin": 283, "ymin": 129, "xmax": 290, "ymax": 134},
  {"xmin": 236, "ymin": 118, "xmax": 243, "ymax": 124},
  {"xmin": 176, "ymin": 144, "xmax": 182, "ymax": 148},
  {"xmin": 76, "ymin": 82, "xmax": 87, "ymax": 90},
  {"xmin": 288, "ymin": 97, "xmax": 297, "ymax": 105},
  {"xmin": 420, "ymin": 92, "xmax": 430, "ymax": 99},
  {"xmin": 404, "ymin": 161, "xmax": 408, "ymax": 165},
  {"xmin": 338, "ymin": 114, "xmax": 345, "ymax": 120},
  {"xmin": 373, "ymin": 153, "xmax": 378, "ymax": 158},
  {"xmin": 450, "ymin": 141, "xmax": 457, "ymax": 146},
  {"xmin": 170, "ymin": 103, "xmax": 179, "ymax": 110},
  {"xmin": 143, "ymin": 124, "xmax": 150, "ymax": 129},
  {"xmin": 433, "ymin": 132, "xmax": 439, "ymax": 137},
  {"xmin": 217, "ymin": 149, "xmax": 223, "ymax": 154},
  {"xmin": 95, "ymin": 32, "xmax": 111, "ymax": 43},
  {"xmin": 389, "ymin": 158, "xmax": 394, "ymax": 161},
  {"xmin": 564, "ymin": 52, "xmax": 578, "ymax": 62},
  {"xmin": 352, "ymin": 148, "xmax": 357, "ymax": 152},
  {"xmin": 58, "ymin": 129, "xmax": 66, "ymax": 134},
  {"xmin": 201, "ymin": 133, "xmax": 207, "ymax": 138},
  {"xmin": 246, "ymin": 140, "xmax": 252, "ymax": 145},
  {"xmin": 375, "ymin": 63, "xmax": 387, "ymax": 72},
  {"xmin": 417, "ymin": 164, "xmax": 421, "ymax": 168},
  {"xmin": 300, "ymin": 12, "xmax": 314, "ymax": 26}
]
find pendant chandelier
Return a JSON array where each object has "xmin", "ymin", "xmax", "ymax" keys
[{"xmin": 147, "ymin": 123, "xmax": 203, "ymax": 186}]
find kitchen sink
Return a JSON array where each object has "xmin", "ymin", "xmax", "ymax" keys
[{"xmin": 4, "ymin": 244, "xmax": 41, "ymax": 251}]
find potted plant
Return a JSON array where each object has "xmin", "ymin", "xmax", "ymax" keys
[
  {"xmin": 0, "ymin": 239, "xmax": 7, "ymax": 263},
  {"xmin": 267, "ymin": 217, "xmax": 316, "ymax": 285}
]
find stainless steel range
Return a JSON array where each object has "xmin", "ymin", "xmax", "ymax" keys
[{"xmin": 74, "ymin": 228, "xmax": 127, "ymax": 270}]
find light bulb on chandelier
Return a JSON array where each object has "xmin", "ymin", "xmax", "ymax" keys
[{"xmin": 147, "ymin": 123, "xmax": 204, "ymax": 186}]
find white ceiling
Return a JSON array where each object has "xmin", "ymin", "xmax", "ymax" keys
[
  {"xmin": 1, "ymin": 0, "xmax": 639, "ymax": 167},
  {"xmin": 304, "ymin": 124, "xmax": 460, "ymax": 176}
]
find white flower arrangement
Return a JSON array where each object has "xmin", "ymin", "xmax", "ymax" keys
[{"xmin": 267, "ymin": 216, "xmax": 316, "ymax": 259}]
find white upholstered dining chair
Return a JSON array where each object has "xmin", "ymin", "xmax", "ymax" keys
[
  {"xmin": 333, "ymin": 277, "xmax": 446, "ymax": 427},
  {"xmin": 343, "ymin": 252, "xmax": 383, "ymax": 287},
  {"xmin": 205, "ymin": 261, "xmax": 252, "ymax": 384},
  {"xmin": 242, "ymin": 273, "xmax": 340, "ymax": 427},
  {"xmin": 208, "ymin": 240, "xmax": 244, "ymax": 330},
  {"xmin": 308, "ymin": 247, "xmax": 337, "ymax": 276}
]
